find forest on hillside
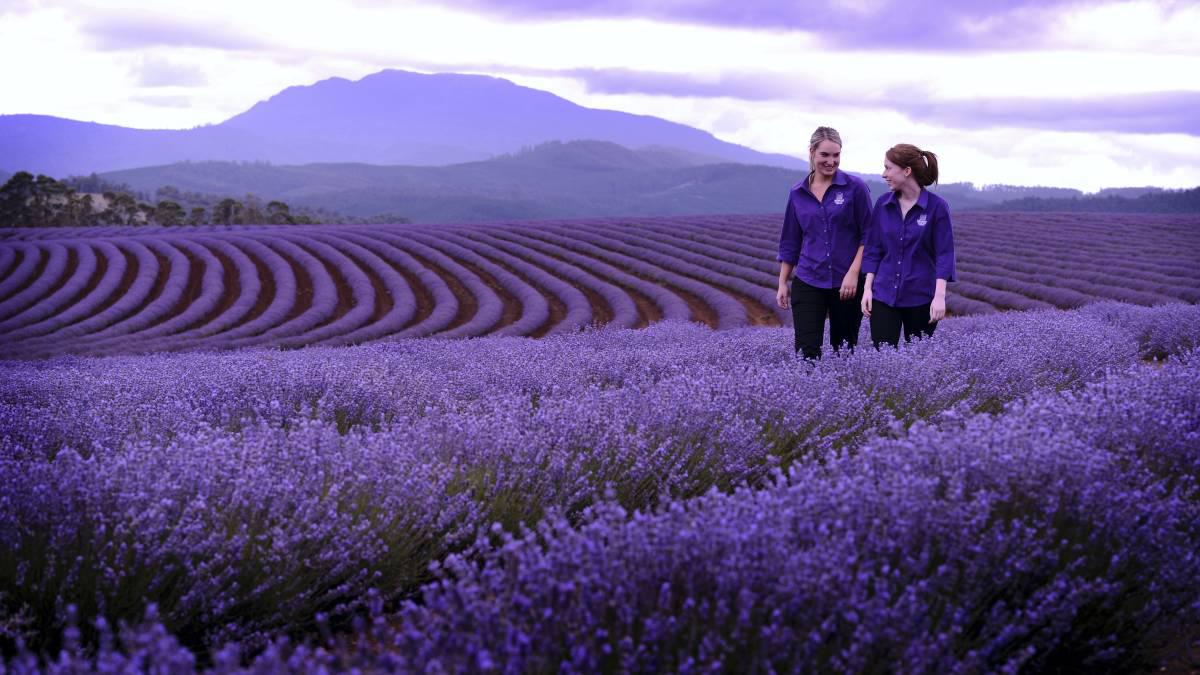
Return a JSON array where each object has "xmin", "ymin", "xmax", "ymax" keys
[{"xmin": 0, "ymin": 172, "xmax": 410, "ymax": 227}]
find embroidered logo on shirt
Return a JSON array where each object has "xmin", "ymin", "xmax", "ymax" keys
[
  {"xmin": 833, "ymin": 192, "xmax": 845, "ymax": 205},
  {"xmin": 917, "ymin": 214, "xmax": 928, "ymax": 227}
]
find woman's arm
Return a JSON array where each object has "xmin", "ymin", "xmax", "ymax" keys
[
  {"xmin": 840, "ymin": 245, "xmax": 864, "ymax": 300},
  {"xmin": 777, "ymin": 262, "xmax": 795, "ymax": 309},
  {"xmin": 930, "ymin": 202, "xmax": 955, "ymax": 322},
  {"xmin": 777, "ymin": 195, "xmax": 802, "ymax": 309},
  {"xmin": 861, "ymin": 272, "xmax": 875, "ymax": 317},
  {"xmin": 930, "ymin": 278, "xmax": 947, "ymax": 322}
]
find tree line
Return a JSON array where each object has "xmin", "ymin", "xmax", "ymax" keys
[
  {"xmin": 0, "ymin": 172, "xmax": 410, "ymax": 228},
  {"xmin": 990, "ymin": 186, "xmax": 1200, "ymax": 213}
]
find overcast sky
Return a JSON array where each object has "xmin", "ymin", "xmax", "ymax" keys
[{"xmin": 2, "ymin": 0, "xmax": 1198, "ymax": 191}]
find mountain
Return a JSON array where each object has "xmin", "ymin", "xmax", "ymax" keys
[
  {"xmin": 0, "ymin": 69, "xmax": 805, "ymax": 177},
  {"xmin": 97, "ymin": 141, "xmax": 812, "ymax": 222}
]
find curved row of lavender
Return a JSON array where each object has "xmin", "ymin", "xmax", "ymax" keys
[
  {"xmin": 1, "ymin": 212, "xmax": 1197, "ymax": 358},
  {"xmin": 2, "ymin": 302, "xmax": 1198, "ymax": 671}
]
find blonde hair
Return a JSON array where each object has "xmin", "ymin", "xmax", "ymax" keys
[{"xmin": 808, "ymin": 126, "xmax": 843, "ymax": 180}]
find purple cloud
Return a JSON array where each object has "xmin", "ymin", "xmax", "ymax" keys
[
  {"xmin": 134, "ymin": 58, "xmax": 208, "ymax": 87},
  {"xmin": 527, "ymin": 66, "xmax": 1200, "ymax": 136},
  {"xmin": 83, "ymin": 14, "xmax": 262, "ymax": 51},
  {"xmin": 905, "ymin": 91, "xmax": 1200, "ymax": 136},
  {"xmin": 425, "ymin": 0, "xmax": 1101, "ymax": 50},
  {"xmin": 564, "ymin": 68, "xmax": 780, "ymax": 100}
]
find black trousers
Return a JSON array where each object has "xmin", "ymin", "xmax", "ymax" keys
[
  {"xmin": 870, "ymin": 300, "xmax": 937, "ymax": 348},
  {"xmin": 790, "ymin": 275, "xmax": 865, "ymax": 359}
]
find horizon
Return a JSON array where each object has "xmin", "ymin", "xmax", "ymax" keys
[{"xmin": 1, "ymin": 1, "xmax": 1198, "ymax": 192}]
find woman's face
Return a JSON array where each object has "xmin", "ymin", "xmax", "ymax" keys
[
  {"xmin": 811, "ymin": 140, "xmax": 841, "ymax": 179},
  {"xmin": 881, "ymin": 157, "xmax": 911, "ymax": 191}
]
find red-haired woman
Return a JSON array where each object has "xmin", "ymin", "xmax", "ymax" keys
[
  {"xmin": 860, "ymin": 144, "xmax": 956, "ymax": 348},
  {"xmin": 776, "ymin": 126, "xmax": 873, "ymax": 359}
]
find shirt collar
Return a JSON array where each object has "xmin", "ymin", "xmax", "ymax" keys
[
  {"xmin": 885, "ymin": 187, "xmax": 930, "ymax": 210},
  {"xmin": 799, "ymin": 169, "xmax": 849, "ymax": 197}
]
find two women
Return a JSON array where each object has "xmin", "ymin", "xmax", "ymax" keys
[{"xmin": 777, "ymin": 130, "xmax": 955, "ymax": 355}]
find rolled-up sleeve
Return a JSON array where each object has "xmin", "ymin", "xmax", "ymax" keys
[
  {"xmin": 777, "ymin": 196, "xmax": 801, "ymax": 265},
  {"xmin": 933, "ymin": 202, "xmax": 957, "ymax": 282}
]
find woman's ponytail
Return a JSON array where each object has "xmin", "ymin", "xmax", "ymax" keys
[
  {"xmin": 917, "ymin": 150, "xmax": 939, "ymax": 187},
  {"xmin": 886, "ymin": 144, "xmax": 939, "ymax": 187}
]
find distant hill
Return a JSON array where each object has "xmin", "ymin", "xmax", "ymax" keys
[
  {"xmin": 988, "ymin": 187, "xmax": 1200, "ymax": 213},
  {"xmin": 0, "ymin": 69, "xmax": 805, "ymax": 177},
  {"xmin": 96, "ymin": 141, "xmax": 808, "ymax": 222},
  {"xmin": 92, "ymin": 141, "xmax": 1187, "ymax": 223}
]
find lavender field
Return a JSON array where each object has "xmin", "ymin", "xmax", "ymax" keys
[
  {"xmin": 1, "ymin": 211, "xmax": 1200, "ymax": 672},
  {"xmin": 1, "ymin": 297, "xmax": 1199, "ymax": 671},
  {"xmin": 1, "ymin": 212, "xmax": 1198, "ymax": 358}
]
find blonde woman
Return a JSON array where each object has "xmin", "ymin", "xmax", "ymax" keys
[{"xmin": 776, "ymin": 126, "xmax": 873, "ymax": 358}]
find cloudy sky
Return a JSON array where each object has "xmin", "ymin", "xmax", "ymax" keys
[{"xmin": 2, "ymin": 0, "xmax": 1198, "ymax": 191}]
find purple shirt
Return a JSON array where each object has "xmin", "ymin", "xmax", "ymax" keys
[
  {"xmin": 862, "ymin": 188, "xmax": 956, "ymax": 307},
  {"xmin": 777, "ymin": 170, "xmax": 872, "ymax": 289}
]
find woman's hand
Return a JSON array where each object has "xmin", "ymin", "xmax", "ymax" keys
[
  {"xmin": 930, "ymin": 295, "xmax": 946, "ymax": 322},
  {"xmin": 930, "ymin": 279, "xmax": 948, "ymax": 322},
  {"xmin": 861, "ymin": 287, "xmax": 872, "ymax": 317},
  {"xmin": 839, "ymin": 270, "xmax": 858, "ymax": 300},
  {"xmin": 777, "ymin": 282, "xmax": 790, "ymax": 309}
]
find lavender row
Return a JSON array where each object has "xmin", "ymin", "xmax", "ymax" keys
[
  {"xmin": 176, "ymin": 237, "xmax": 262, "ymax": 340},
  {"xmin": 450, "ymin": 230, "xmax": 594, "ymax": 334},
  {"xmin": 347, "ymin": 231, "xmax": 459, "ymax": 339},
  {"xmin": 532, "ymin": 224, "xmax": 748, "ymax": 328},
  {"xmin": 504, "ymin": 228, "xmax": 699, "ymax": 323},
  {"xmin": 959, "ymin": 246, "xmax": 1197, "ymax": 302},
  {"xmin": 463, "ymin": 229, "xmax": 640, "ymax": 330},
  {"xmin": 0, "ymin": 243, "xmax": 16, "ymax": 283},
  {"xmin": 12, "ymin": 240, "xmax": 155, "ymax": 347},
  {"xmin": 85, "ymin": 239, "xmax": 226, "ymax": 356},
  {"xmin": 609, "ymin": 222, "xmax": 778, "ymax": 277},
  {"xmin": 0, "ymin": 242, "xmax": 94, "ymax": 334},
  {"xmin": 0, "ymin": 241, "xmax": 126, "ymax": 342},
  {"xmin": 270, "ymin": 234, "xmax": 376, "ymax": 348},
  {"xmin": 548, "ymin": 222, "xmax": 785, "ymax": 325},
  {"xmin": 404, "ymin": 233, "xmax": 506, "ymax": 337},
  {"xmin": 0, "ymin": 242, "xmax": 70, "ymax": 324},
  {"xmin": 9, "ymin": 239, "xmax": 190, "ymax": 358},
  {"xmin": 194, "ymin": 237, "xmax": 296, "ymax": 344},
  {"xmin": 415, "ymin": 231, "xmax": 549, "ymax": 337},
  {"xmin": 958, "ymin": 263, "xmax": 1179, "ymax": 309},
  {"xmin": 0, "ymin": 243, "xmax": 42, "ymax": 306},
  {"xmin": 493, "ymin": 228, "xmax": 691, "ymax": 323},
  {"xmin": 307, "ymin": 232, "xmax": 417, "ymax": 346}
]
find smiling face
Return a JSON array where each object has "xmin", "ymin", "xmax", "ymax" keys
[
  {"xmin": 882, "ymin": 156, "xmax": 913, "ymax": 191},
  {"xmin": 810, "ymin": 139, "xmax": 841, "ymax": 179}
]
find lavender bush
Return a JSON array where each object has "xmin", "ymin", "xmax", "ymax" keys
[
  {"xmin": 384, "ymin": 353, "xmax": 1199, "ymax": 673},
  {"xmin": 2, "ymin": 303, "xmax": 1199, "ymax": 671},
  {"xmin": 5, "ymin": 345, "xmax": 1196, "ymax": 672}
]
